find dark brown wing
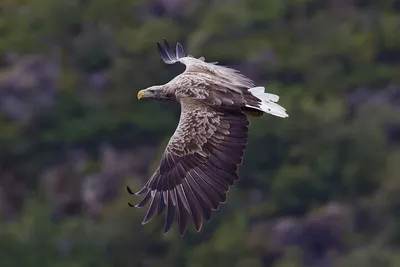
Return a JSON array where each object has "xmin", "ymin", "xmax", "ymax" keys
[{"xmin": 131, "ymin": 99, "xmax": 249, "ymax": 236}]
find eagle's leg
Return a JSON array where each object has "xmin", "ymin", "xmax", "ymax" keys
[{"xmin": 241, "ymin": 106, "xmax": 264, "ymax": 117}]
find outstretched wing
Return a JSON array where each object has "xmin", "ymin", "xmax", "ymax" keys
[{"xmin": 130, "ymin": 99, "xmax": 249, "ymax": 236}]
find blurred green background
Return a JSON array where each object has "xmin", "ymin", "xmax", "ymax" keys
[{"xmin": 0, "ymin": 0, "xmax": 400, "ymax": 266}]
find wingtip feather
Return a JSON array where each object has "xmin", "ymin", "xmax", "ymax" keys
[{"xmin": 176, "ymin": 42, "xmax": 185, "ymax": 59}]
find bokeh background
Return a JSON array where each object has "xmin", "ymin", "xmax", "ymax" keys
[{"xmin": 0, "ymin": 0, "xmax": 400, "ymax": 266}]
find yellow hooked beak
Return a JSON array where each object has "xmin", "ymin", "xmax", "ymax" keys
[{"xmin": 137, "ymin": 90, "xmax": 145, "ymax": 99}]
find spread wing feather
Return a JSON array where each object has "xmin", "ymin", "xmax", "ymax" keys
[
  {"xmin": 131, "ymin": 99, "xmax": 249, "ymax": 236},
  {"xmin": 157, "ymin": 39, "xmax": 218, "ymax": 66}
]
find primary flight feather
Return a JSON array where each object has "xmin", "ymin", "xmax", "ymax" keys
[{"xmin": 128, "ymin": 39, "xmax": 288, "ymax": 236}]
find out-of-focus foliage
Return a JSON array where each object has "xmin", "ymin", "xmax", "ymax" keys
[{"xmin": 0, "ymin": 0, "xmax": 399, "ymax": 266}]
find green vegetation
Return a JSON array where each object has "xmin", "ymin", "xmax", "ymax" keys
[{"xmin": 0, "ymin": 0, "xmax": 399, "ymax": 266}]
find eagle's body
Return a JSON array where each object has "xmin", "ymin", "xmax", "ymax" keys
[{"xmin": 128, "ymin": 40, "xmax": 288, "ymax": 236}]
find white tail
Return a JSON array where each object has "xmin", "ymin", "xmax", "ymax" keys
[{"xmin": 246, "ymin": 86, "xmax": 288, "ymax": 118}]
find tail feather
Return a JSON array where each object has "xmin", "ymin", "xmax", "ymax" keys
[
  {"xmin": 248, "ymin": 87, "xmax": 280, "ymax": 102},
  {"xmin": 246, "ymin": 86, "xmax": 288, "ymax": 118}
]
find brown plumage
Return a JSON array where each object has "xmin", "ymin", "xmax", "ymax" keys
[{"xmin": 128, "ymin": 39, "xmax": 288, "ymax": 236}]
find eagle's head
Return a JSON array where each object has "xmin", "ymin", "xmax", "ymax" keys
[{"xmin": 137, "ymin": 85, "xmax": 176, "ymax": 102}]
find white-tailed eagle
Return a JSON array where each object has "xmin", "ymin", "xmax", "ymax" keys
[{"xmin": 127, "ymin": 39, "xmax": 288, "ymax": 236}]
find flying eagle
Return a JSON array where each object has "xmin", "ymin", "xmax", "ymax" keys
[{"xmin": 127, "ymin": 39, "xmax": 288, "ymax": 236}]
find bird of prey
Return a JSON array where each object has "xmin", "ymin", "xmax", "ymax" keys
[{"xmin": 127, "ymin": 39, "xmax": 288, "ymax": 236}]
